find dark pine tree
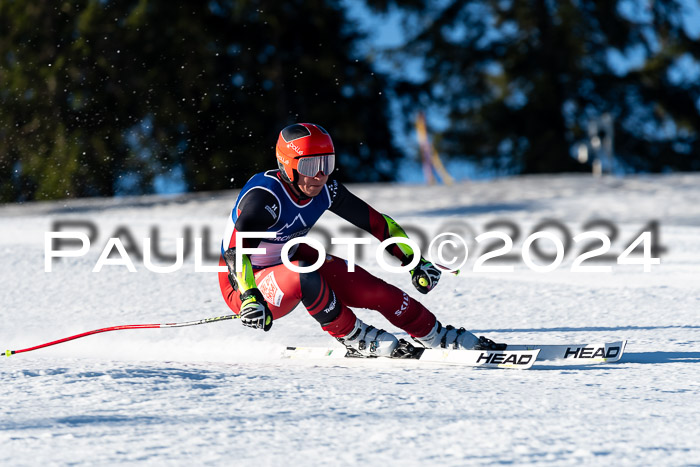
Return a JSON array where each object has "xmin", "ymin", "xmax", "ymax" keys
[
  {"xmin": 0, "ymin": 0, "xmax": 400, "ymax": 202},
  {"xmin": 365, "ymin": 0, "xmax": 700, "ymax": 175}
]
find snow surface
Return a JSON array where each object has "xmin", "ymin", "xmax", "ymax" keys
[{"xmin": 1, "ymin": 174, "xmax": 699, "ymax": 466}]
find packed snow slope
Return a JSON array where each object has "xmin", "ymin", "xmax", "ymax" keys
[{"xmin": 1, "ymin": 173, "xmax": 699, "ymax": 466}]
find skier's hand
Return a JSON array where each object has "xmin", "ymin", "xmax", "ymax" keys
[
  {"xmin": 239, "ymin": 288, "xmax": 273, "ymax": 331},
  {"xmin": 410, "ymin": 257, "xmax": 442, "ymax": 294}
]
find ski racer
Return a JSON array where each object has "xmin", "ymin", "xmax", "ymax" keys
[{"xmin": 219, "ymin": 123, "xmax": 503, "ymax": 357}]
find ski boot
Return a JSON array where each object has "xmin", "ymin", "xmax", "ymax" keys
[
  {"xmin": 474, "ymin": 335, "xmax": 507, "ymax": 351},
  {"xmin": 413, "ymin": 321, "xmax": 506, "ymax": 350},
  {"xmin": 336, "ymin": 318, "xmax": 398, "ymax": 358}
]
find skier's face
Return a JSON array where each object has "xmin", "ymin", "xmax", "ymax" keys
[{"xmin": 296, "ymin": 172, "xmax": 328, "ymax": 197}]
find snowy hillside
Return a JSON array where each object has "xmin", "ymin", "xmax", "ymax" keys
[{"xmin": 1, "ymin": 173, "xmax": 699, "ymax": 466}]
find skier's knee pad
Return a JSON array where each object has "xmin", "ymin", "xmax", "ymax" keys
[
  {"xmin": 298, "ymin": 262, "xmax": 323, "ymax": 299},
  {"xmin": 298, "ymin": 263, "xmax": 343, "ymax": 326}
]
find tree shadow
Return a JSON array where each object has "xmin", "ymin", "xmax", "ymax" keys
[
  {"xmin": 532, "ymin": 352, "xmax": 700, "ymax": 370},
  {"xmin": 623, "ymin": 351, "xmax": 700, "ymax": 364},
  {"xmin": 413, "ymin": 202, "xmax": 534, "ymax": 217},
  {"xmin": 479, "ymin": 326, "xmax": 700, "ymax": 367},
  {"xmin": 482, "ymin": 325, "xmax": 700, "ymax": 333}
]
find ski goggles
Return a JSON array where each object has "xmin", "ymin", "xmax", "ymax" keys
[{"xmin": 295, "ymin": 154, "xmax": 335, "ymax": 177}]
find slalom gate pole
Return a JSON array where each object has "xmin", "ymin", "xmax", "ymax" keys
[{"xmin": 3, "ymin": 314, "xmax": 239, "ymax": 357}]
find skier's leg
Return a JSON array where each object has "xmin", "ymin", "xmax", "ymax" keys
[
  {"xmin": 289, "ymin": 246, "xmax": 501, "ymax": 351},
  {"xmin": 295, "ymin": 260, "xmax": 398, "ymax": 357},
  {"xmin": 294, "ymin": 260, "xmax": 354, "ymax": 335},
  {"xmin": 219, "ymin": 255, "xmax": 397, "ymax": 356},
  {"xmin": 296, "ymin": 250, "xmax": 497, "ymax": 350},
  {"xmin": 316, "ymin": 254, "xmax": 437, "ymax": 338}
]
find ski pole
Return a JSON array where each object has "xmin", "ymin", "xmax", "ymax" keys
[{"xmin": 2, "ymin": 314, "xmax": 239, "ymax": 357}]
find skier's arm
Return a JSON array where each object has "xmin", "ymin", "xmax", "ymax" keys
[
  {"xmin": 223, "ymin": 248, "xmax": 258, "ymax": 294},
  {"xmin": 225, "ymin": 187, "xmax": 279, "ymax": 284},
  {"xmin": 223, "ymin": 188, "xmax": 279, "ymax": 330},
  {"xmin": 328, "ymin": 180, "xmax": 413, "ymax": 263},
  {"xmin": 223, "ymin": 248, "xmax": 272, "ymax": 331},
  {"xmin": 328, "ymin": 180, "xmax": 441, "ymax": 294}
]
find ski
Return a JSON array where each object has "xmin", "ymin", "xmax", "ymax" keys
[
  {"xmin": 282, "ymin": 346, "xmax": 540, "ymax": 369},
  {"xmin": 282, "ymin": 340, "xmax": 627, "ymax": 367},
  {"xmin": 506, "ymin": 340, "xmax": 627, "ymax": 362}
]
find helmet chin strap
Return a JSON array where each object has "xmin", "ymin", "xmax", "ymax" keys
[
  {"xmin": 280, "ymin": 168, "xmax": 312, "ymax": 201},
  {"xmin": 291, "ymin": 176, "xmax": 312, "ymax": 201}
]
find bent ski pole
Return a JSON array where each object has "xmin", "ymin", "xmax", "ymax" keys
[{"xmin": 2, "ymin": 314, "xmax": 239, "ymax": 357}]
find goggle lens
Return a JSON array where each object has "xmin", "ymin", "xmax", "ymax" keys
[{"xmin": 296, "ymin": 154, "xmax": 335, "ymax": 177}]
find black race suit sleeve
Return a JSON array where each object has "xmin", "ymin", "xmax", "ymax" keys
[
  {"xmin": 234, "ymin": 188, "xmax": 280, "ymax": 248},
  {"xmin": 327, "ymin": 179, "xmax": 411, "ymax": 264}
]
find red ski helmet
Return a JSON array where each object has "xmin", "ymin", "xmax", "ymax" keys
[{"xmin": 276, "ymin": 123, "xmax": 335, "ymax": 183}]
